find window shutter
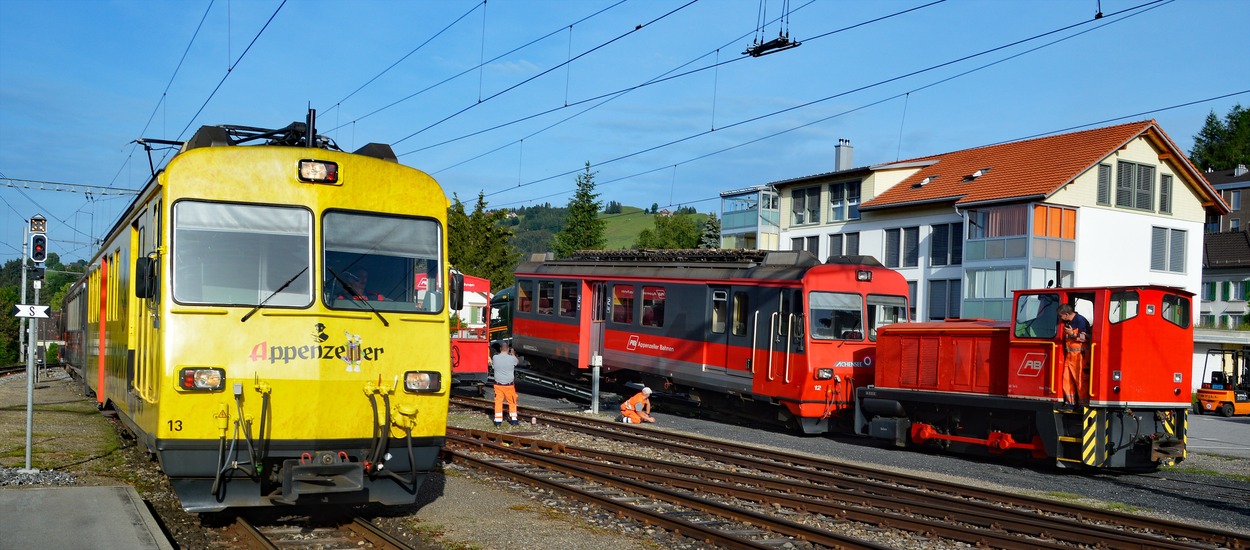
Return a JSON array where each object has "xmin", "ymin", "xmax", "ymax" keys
[
  {"xmin": 846, "ymin": 232, "xmax": 860, "ymax": 256},
  {"xmin": 1168, "ymin": 229, "xmax": 1185, "ymax": 272},
  {"xmin": 1223, "ymin": 281, "xmax": 1232, "ymax": 301},
  {"xmin": 948, "ymin": 280, "xmax": 962, "ymax": 318},
  {"xmin": 951, "ymin": 223, "xmax": 963, "ymax": 265},
  {"xmin": 928, "ymin": 280, "xmax": 947, "ymax": 320},
  {"xmin": 903, "ymin": 227, "xmax": 919, "ymax": 267},
  {"xmin": 1136, "ymin": 165, "xmax": 1155, "ymax": 210},
  {"xmin": 829, "ymin": 234, "xmax": 843, "ymax": 256},
  {"xmin": 1160, "ymin": 174, "xmax": 1172, "ymax": 214},
  {"xmin": 885, "ymin": 229, "xmax": 900, "ymax": 268},
  {"xmin": 1097, "ymin": 164, "xmax": 1111, "ymax": 205},
  {"xmin": 1150, "ymin": 227, "xmax": 1167, "ymax": 270},
  {"xmin": 931, "ymin": 224, "xmax": 949, "ymax": 266},
  {"xmin": 1116, "ymin": 162, "xmax": 1134, "ymax": 207}
]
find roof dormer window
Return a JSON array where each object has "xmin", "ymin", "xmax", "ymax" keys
[
  {"xmin": 913, "ymin": 175, "xmax": 938, "ymax": 188},
  {"xmin": 962, "ymin": 168, "xmax": 991, "ymax": 182}
]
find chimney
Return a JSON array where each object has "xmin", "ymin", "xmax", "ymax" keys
[
  {"xmin": 1236, "ymin": 164, "xmax": 1248, "ymax": 177},
  {"xmin": 835, "ymin": 138, "xmax": 853, "ymax": 171}
]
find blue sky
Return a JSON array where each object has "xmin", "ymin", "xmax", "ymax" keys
[{"xmin": 2, "ymin": 0, "xmax": 1248, "ymax": 263}]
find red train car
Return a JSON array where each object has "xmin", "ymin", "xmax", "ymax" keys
[
  {"xmin": 857, "ymin": 285, "xmax": 1192, "ymax": 470},
  {"xmin": 451, "ymin": 275, "xmax": 492, "ymax": 391},
  {"xmin": 511, "ymin": 250, "xmax": 910, "ymax": 433}
]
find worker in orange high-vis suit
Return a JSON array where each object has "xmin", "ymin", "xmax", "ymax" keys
[
  {"xmin": 491, "ymin": 342, "xmax": 519, "ymax": 427},
  {"xmin": 1057, "ymin": 304, "xmax": 1090, "ymax": 407},
  {"xmin": 620, "ymin": 387, "xmax": 655, "ymax": 424}
]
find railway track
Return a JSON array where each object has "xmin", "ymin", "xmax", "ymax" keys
[
  {"xmin": 215, "ymin": 513, "xmax": 413, "ymax": 549},
  {"xmin": 449, "ymin": 396, "xmax": 1250, "ymax": 549}
]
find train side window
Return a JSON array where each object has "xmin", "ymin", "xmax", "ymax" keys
[
  {"xmin": 1161, "ymin": 294, "xmax": 1191, "ymax": 328},
  {"xmin": 711, "ymin": 290, "xmax": 728, "ymax": 334},
  {"xmin": 1108, "ymin": 291, "xmax": 1139, "ymax": 324},
  {"xmin": 1014, "ymin": 293, "xmax": 1058, "ymax": 338},
  {"xmin": 517, "ymin": 280, "xmax": 533, "ymax": 313},
  {"xmin": 612, "ymin": 285, "xmax": 634, "ymax": 324},
  {"xmin": 641, "ymin": 286, "xmax": 665, "ymax": 327},
  {"xmin": 559, "ymin": 282, "xmax": 579, "ymax": 317},
  {"xmin": 732, "ymin": 292, "xmax": 749, "ymax": 336},
  {"xmin": 537, "ymin": 281, "xmax": 555, "ymax": 315}
]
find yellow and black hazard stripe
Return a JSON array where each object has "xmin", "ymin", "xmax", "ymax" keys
[{"xmin": 1081, "ymin": 407, "xmax": 1104, "ymax": 467}]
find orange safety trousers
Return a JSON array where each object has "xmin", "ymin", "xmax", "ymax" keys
[
  {"xmin": 621, "ymin": 393, "xmax": 648, "ymax": 423},
  {"xmin": 494, "ymin": 384, "xmax": 518, "ymax": 423},
  {"xmin": 1062, "ymin": 347, "xmax": 1083, "ymax": 404}
]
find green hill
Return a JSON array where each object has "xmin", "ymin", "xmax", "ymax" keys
[{"xmin": 508, "ymin": 205, "xmax": 708, "ymax": 253}]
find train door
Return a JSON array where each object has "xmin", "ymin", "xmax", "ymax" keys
[
  {"xmin": 129, "ymin": 199, "xmax": 162, "ymax": 404},
  {"xmin": 728, "ymin": 289, "xmax": 754, "ymax": 378},
  {"xmin": 705, "ymin": 286, "xmax": 730, "ymax": 375},
  {"xmin": 589, "ymin": 282, "xmax": 607, "ymax": 366}
]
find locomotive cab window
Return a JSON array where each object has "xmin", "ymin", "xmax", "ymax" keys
[
  {"xmin": 323, "ymin": 210, "xmax": 442, "ymax": 313},
  {"xmin": 1161, "ymin": 293, "xmax": 1191, "ymax": 328},
  {"xmin": 809, "ymin": 292, "xmax": 863, "ymax": 340},
  {"xmin": 1014, "ymin": 293, "xmax": 1059, "ymax": 338},
  {"xmin": 866, "ymin": 294, "xmax": 908, "ymax": 341},
  {"xmin": 172, "ymin": 201, "xmax": 312, "ymax": 307},
  {"xmin": 1108, "ymin": 291, "xmax": 1140, "ymax": 324}
]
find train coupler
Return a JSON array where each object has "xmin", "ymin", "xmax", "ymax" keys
[
  {"xmin": 271, "ymin": 454, "xmax": 365, "ymax": 505},
  {"xmin": 1149, "ymin": 434, "xmax": 1186, "ymax": 464}
]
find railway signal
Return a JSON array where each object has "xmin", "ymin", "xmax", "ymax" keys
[{"xmin": 29, "ymin": 234, "xmax": 47, "ymax": 263}]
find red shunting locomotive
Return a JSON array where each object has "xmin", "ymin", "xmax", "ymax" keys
[{"xmin": 857, "ymin": 285, "xmax": 1191, "ymax": 470}]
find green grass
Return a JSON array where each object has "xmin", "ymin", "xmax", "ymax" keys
[{"xmin": 602, "ymin": 206, "xmax": 653, "ymax": 250}]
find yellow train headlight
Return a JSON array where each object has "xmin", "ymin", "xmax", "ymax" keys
[
  {"xmin": 179, "ymin": 368, "xmax": 225, "ymax": 391},
  {"xmin": 404, "ymin": 371, "xmax": 442, "ymax": 393}
]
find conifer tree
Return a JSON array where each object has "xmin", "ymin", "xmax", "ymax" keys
[
  {"xmin": 699, "ymin": 213, "xmax": 721, "ymax": 249},
  {"xmin": 448, "ymin": 192, "xmax": 522, "ymax": 288},
  {"xmin": 552, "ymin": 163, "xmax": 606, "ymax": 258}
]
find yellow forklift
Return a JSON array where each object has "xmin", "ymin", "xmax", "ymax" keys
[{"xmin": 1196, "ymin": 349, "xmax": 1250, "ymax": 417}]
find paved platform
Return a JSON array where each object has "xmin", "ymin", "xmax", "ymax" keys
[{"xmin": 0, "ymin": 485, "xmax": 174, "ymax": 550}]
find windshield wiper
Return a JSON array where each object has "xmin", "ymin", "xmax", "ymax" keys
[
  {"xmin": 327, "ymin": 267, "xmax": 389, "ymax": 327},
  {"xmin": 242, "ymin": 267, "xmax": 309, "ymax": 323}
]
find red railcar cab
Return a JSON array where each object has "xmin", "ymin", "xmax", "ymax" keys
[
  {"xmin": 859, "ymin": 285, "xmax": 1192, "ymax": 470},
  {"xmin": 511, "ymin": 250, "xmax": 910, "ymax": 433}
]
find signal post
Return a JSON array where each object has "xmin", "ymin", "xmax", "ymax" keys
[{"xmin": 17, "ymin": 214, "xmax": 48, "ymax": 473}]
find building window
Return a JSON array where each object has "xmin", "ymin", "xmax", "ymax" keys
[
  {"xmin": 1202, "ymin": 281, "xmax": 1217, "ymax": 301},
  {"xmin": 1096, "ymin": 164, "xmax": 1111, "ymax": 205},
  {"xmin": 928, "ymin": 279, "xmax": 961, "ymax": 320},
  {"xmin": 929, "ymin": 223, "xmax": 963, "ymax": 266},
  {"xmin": 1150, "ymin": 227, "xmax": 1185, "ymax": 273},
  {"xmin": 791, "ymin": 235, "xmax": 818, "ymax": 254},
  {"xmin": 1160, "ymin": 174, "xmax": 1173, "ymax": 214},
  {"xmin": 884, "ymin": 227, "xmax": 919, "ymax": 268},
  {"xmin": 829, "ymin": 180, "xmax": 861, "ymax": 222},
  {"xmin": 828, "ymin": 232, "xmax": 860, "ymax": 256},
  {"xmin": 791, "ymin": 186, "xmax": 821, "ymax": 225},
  {"xmin": 1232, "ymin": 218, "xmax": 1242, "ymax": 231},
  {"xmin": 1115, "ymin": 161, "xmax": 1154, "ymax": 211},
  {"xmin": 964, "ymin": 267, "xmax": 1025, "ymax": 320},
  {"xmin": 967, "ymin": 204, "xmax": 1027, "ymax": 239},
  {"xmin": 1232, "ymin": 190, "xmax": 1242, "ymax": 210}
]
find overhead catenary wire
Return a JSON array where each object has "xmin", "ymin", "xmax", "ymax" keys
[{"xmin": 480, "ymin": 0, "xmax": 1174, "ymax": 205}]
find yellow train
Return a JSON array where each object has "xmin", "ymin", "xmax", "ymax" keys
[{"xmin": 61, "ymin": 114, "xmax": 460, "ymax": 512}]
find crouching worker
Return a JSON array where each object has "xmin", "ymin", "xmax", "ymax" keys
[{"xmin": 620, "ymin": 387, "xmax": 655, "ymax": 424}]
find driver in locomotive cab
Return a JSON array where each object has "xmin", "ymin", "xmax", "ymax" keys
[{"xmin": 1058, "ymin": 304, "xmax": 1090, "ymax": 407}]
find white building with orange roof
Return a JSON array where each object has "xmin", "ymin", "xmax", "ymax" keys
[{"xmin": 761, "ymin": 121, "xmax": 1228, "ymax": 323}]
